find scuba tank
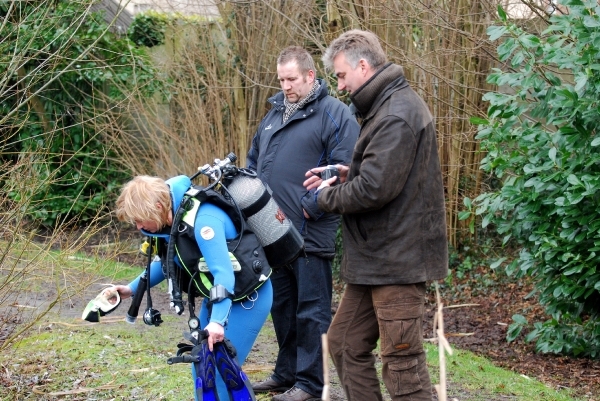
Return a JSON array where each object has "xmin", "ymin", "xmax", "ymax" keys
[
  {"xmin": 225, "ymin": 172, "xmax": 304, "ymax": 268},
  {"xmin": 195, "ymin": 152, "xmax": 304, "ymax": 268}
]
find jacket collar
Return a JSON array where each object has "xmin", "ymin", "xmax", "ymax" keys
[{"xmin": 350, "ymin": 63, "xmax": 406, "ymax": 118}]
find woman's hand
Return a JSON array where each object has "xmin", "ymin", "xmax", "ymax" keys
[
  {"xmin": 204, "ymin": 321, "xmax": 225, "ymax": 351},
  {"xmin": 109, "ymin": 285, "xmax": 133, "ymax": 300}
]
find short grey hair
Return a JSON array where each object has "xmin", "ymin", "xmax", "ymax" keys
[{"xmin": 323, "ymin": 29, "xmax": 387, "ymax": 71}]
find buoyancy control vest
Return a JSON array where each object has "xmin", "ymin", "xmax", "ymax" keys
[{"xmin": 163, "ymin": 186, "xmax": 271, "ymax": 302}]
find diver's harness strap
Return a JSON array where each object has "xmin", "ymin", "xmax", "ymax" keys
[
  {"xmin": 168, "ymin": 181, "xmax": 271, "ymax": 304},
  {"xmin": 165, "ymin": 196, "xmax": 193, "ymax": 316},
  {"xmin": 165, "ymin": 168, "xmax": 232, "ymax": 316}
]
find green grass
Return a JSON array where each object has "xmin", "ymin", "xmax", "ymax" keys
[
  {"xmin": 2, "ymin": 315, "xmax": 193, "ymax": 400},
  {"xmin": 56, "ymin": 250, "xmax": 142, "ymax": 282},
  {"xmin": 426, "ymin": 344, "xmax": 582, "ymax": 401},
  {"xmin": 1, "ymin": 238, "xmax": 141, "ymax": 286},
  {"xmin": 1, "ymin": 319, "xmax": 583, "ymax": 401},
  {"xmin": 0, "ymin": 242, "xmax": 586, "ymax": 400}
]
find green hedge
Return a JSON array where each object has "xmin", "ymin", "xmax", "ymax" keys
[
  {"xmin": 471, "ymin": 0, "xmax": 600, "ymax": 357},
  {"xmin": 0, "ymin": 1, "xmax": 161, "ymax": 226}
]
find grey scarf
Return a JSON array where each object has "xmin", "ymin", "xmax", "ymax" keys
[{"xmin": 283, "ymin": 80, "xmax": 321, "ymax": 123}]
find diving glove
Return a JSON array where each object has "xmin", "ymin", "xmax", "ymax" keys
[
  {"xmin": 167, "ymin": 330, "xmax": 220, "ymax": 401},
  {"xmin": 82, "ymin": 287, "xmax": 121, "ymax": 322}
]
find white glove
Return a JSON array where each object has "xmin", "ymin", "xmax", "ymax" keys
[{"xmin": 82, "ymin": 287, "xmax": 121, "ymax": 322}]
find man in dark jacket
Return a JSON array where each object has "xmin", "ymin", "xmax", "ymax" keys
[
  {"xmin": 304, "ymin": 30, "xmax": 448, "ymax": 401},
  {"xmin": 247, "ymin": 46, "xmax": 359, "ymax": 401}
]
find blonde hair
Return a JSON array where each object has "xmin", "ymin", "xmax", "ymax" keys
[{"xmin": 115, "ymin": 175, "xmax": 172, "ymax": 229}]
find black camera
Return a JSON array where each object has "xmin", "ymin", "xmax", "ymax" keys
[
  {"xmin": 320, "ymin": 165, "xmax": 340, "ymax": 185},
  {"xmin": 143, "ymin": 308, "xmax": 163, "ymax": 326}
]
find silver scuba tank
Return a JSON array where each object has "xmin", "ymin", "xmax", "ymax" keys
[{"xmin": 226, "ymin": 172, "xmax": 304, "ymax": 268}]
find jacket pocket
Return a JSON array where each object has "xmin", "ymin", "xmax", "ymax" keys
[
  {"xmin": 344, "ymin": 214, "xmax": 365, "ymax": 244},
  {"xmin": 388, "ymin": 357, "xmax": 423, "ymax": 396},
  {"xmin": 376, "ymin": 302, "xmax": 424, "ymax": 357}
]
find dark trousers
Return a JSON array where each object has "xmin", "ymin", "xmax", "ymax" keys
[
  {"xmin": 328, "ymin": 282, "xmax": 433, "ymax": 401},
  {"xmin": 270, "ymin": 253, "xmax": 333, "ymax": 396}
]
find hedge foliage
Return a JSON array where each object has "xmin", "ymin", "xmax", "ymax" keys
[
  {"xmin": 0, "ymin": 1, "xmax": 160, "ymax": 226},
  {"xmin": 128, "ymin": 11, "xmax": 205, "ymax": 47},
  {"xmin": 128, "ymin": 11, "xmax": 171, "ymax": 47},
  {"xmin": 471, "ymin": 0, "xmax": 600, "ymax": 357}
]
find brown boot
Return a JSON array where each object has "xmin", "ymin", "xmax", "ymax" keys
[
  {"xmin": 251, "ymin": 376, "xmax": 292, "ymax": 394},
  {"xmin": 272, "ymin": 386, "xmax": 320, "ymax": 401}
]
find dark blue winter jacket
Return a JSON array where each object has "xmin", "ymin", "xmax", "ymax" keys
[{"xmin": 247, "ymin": 79, "xmax": 359, "ymax": 256}]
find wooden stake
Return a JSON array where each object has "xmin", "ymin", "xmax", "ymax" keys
[
  {"xmin": 321, "ymin": 333, "xmax": 330, "ymax": 401},
  {"xmin": 435, "ymin": 282, "xmax": 453, "ymax": 401}
]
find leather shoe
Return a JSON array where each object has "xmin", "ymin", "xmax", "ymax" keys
[
  {"xmin": 251, "ymin": 376, "xmax": 292, "ymax": 393},
  {"xmin": 272, "ymin": 386, "xmax": 320, "ymax": 401}
]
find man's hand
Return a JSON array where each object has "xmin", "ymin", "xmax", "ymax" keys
[
  {"xmin": 303, "ymin": 165, "xmax": 349, "ymax": 190},
  {"xmin": 317, "ymin": 176, "xmax": 338, "ymax": 191}
]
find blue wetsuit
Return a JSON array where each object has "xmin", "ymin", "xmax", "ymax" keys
[{"xmin": 128, "ymin": 175, "xmax": 272, "ymax": 400}]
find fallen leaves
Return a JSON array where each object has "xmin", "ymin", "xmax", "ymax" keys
[{"xmin": 425, "ymin": 270, "xmax": 600, "ymax": 398}]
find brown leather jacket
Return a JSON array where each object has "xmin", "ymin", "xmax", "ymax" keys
[{"xmin": 317, "ymin": 63, "xmax": 448, "ymax": 285}]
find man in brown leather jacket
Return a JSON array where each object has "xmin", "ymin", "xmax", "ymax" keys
[{"xmin": 303, "ymin": 30, "xmax": 448, "ymax": 401}]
